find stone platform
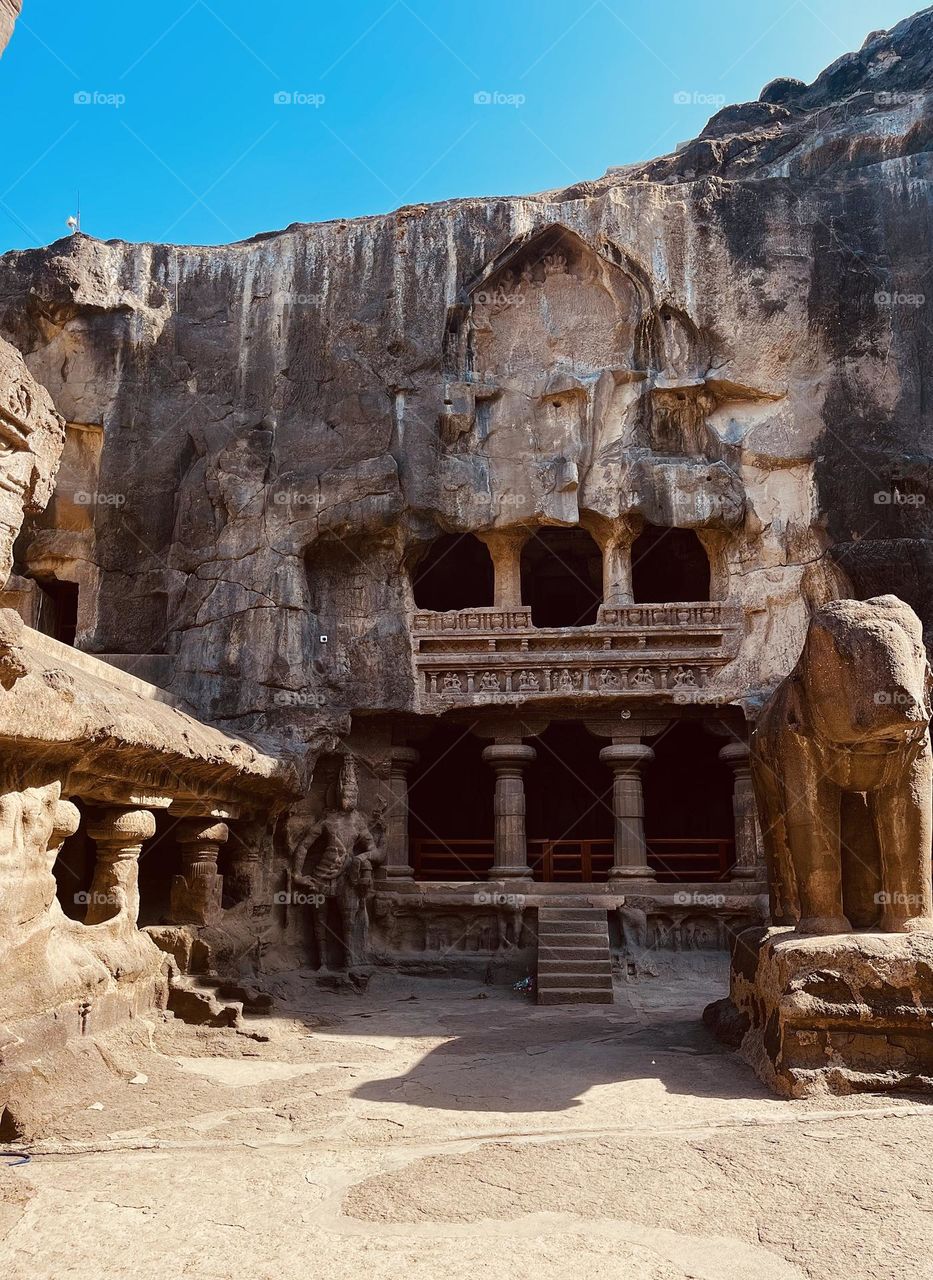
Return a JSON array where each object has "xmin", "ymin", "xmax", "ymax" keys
[{"xmin": 708, "ymin": 927, "xmax": 933, "ymax": 1098}]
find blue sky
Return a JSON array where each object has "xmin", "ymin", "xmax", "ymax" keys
[{"xmin": 0, "ymin": 0, "xmax": 919, "ymax": 250}]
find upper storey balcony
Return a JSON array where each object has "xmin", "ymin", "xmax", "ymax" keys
[{"xmin": 409, "ymin": 527, "xmax": 743, "ymax": 711}]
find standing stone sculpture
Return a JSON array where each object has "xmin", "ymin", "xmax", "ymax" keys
[
  {"xmin": 292, "ymin": 755, "xmax": 384, "ymax": 968},
  {"xmin": 752, "ymin": 595, "xmax": 933, "ymax": 935},
  {"xmin": 707, "ymin": 596, "xmax": 933, "ymax": 1097}
]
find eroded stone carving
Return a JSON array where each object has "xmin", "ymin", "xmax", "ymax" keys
[
  {"xmin": 752, "ymin": 595, "xmax": 933, "ymax": 935},
  {"xmin": 292, "ymin": 755, "xmax": 384, "ymax": 967}
]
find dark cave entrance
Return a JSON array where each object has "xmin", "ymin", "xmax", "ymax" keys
[
  {"xmin": 408, "ymin": 723, "xmax": 494, "ymax": 879},
  {"xmin": 631, "ymin": 525, "xmax": 710, "ymax": 603},
  {"xmin": 412, "ymin": 534, "xmax": 494, "ymax": 611},
  {"xmin": 520, "ymin": 527, "xmax": 602, "ymax": 627},
  {"xmin": 642, "ymin": 721, "xmax": 734, "ymax": 879},
  {"xmin": 525, "ymin": 721, "xmax": 614, "ymax": 881}
]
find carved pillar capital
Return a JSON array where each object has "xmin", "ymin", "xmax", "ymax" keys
[
  {"xmin": 85, "ymin": 805, "xmax": 157, "ymax": 926},
  {"xmin": 171, "ymin": 817, "xmax": 228, "ymax": 925}
]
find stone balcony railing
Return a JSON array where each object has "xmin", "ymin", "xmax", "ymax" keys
[{"xmin": 411, "ymin": 602, "xmax": 743, "ymax": 707}]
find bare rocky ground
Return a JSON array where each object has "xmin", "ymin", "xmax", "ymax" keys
[{"xmin": 2, "ymin": 965, "xmax": 931, "ymax": 1280}]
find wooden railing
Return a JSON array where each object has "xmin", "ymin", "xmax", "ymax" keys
[
  {"xmin": 527, "ymin": 839, "xmax": 613, "ymax": 882},
  {"xmin": 410, "ymin": 838, "xmax": 494, "ymax": 881},
  {"xmin": 411, "ymin": 837, "xmax": 734, "ymax": 882},
  {"xmin": 647, "ymin": 839, "xmax": 734, "ymax": 882}
]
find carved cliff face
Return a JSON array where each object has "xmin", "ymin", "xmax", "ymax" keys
[{"xmin": 0, "ymin": 339, "xmax": 65, "ymax": 588}]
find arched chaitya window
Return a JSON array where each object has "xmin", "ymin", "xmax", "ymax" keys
[
  {"xmin": 631, "ymin": 524, "xmax": 710, "ymax": 604},
  {"xmin": 520, "ymin": 528, "xmax": 602, "ymax": 627},
  {"xmin": 412, "ymin": 534, "xmax": 494, "ymax": 611}
]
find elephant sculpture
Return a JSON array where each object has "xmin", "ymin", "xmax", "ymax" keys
[{"xmin": 752, "ymin": 595, "xmax": 933, "ymax": 935}]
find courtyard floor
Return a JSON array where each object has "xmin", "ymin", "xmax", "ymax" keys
[{"xmin": 3, "ymin": 964, "xmax": 932, "ymax": 1279}]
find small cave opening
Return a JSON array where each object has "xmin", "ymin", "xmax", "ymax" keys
[
  {"xmin": 52, "ymin": 798, "xmax": 93, "ymax": 921},
  {"xmin": 137, "ymin": 813, "xmax": 181, "ymax": 927},
  {"xmin": 34, "ymin": 578, "xmax": 79, "ymax": 645},
  {"xmin": 520, "ymin": 527, "xmax": 602, "ymax": 627},
  {"xmin": 631, "ymin": 524, "xmax": 710, "ymax": 603},
  {"xmin": 642, "ymin": 721, "xmax": 734, "ymax": 879},
  {"xmin": 412, "ymin": 534, "xmax": 494, "ymax": 612},
  {"xmin": 408, "ymin": 723, "xmax": 494, "ymax": 879}
]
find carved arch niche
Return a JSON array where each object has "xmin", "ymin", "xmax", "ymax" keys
[{"xmin": 440, "ymin": 228, "xmax": 656, "ymax": 524}]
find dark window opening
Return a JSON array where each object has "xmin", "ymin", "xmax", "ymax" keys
[
  {"xmin": 520, "ymin": 528, "xmax": 602, "ymax": 627},
  {"xmin": 642, "ymin": 721, "xmax": 734, "ymax": 879},
  {"xmin": 631, "ymin": 525, "xmax": 710, "ymax": 604},
  {"xmin": 137, "ymin": 812, "xmax": 181, "ymax": 927},
  {"xmin": 408, "ymin": 724, "xmax": 493, "ymax": 879},
  {"xmin": 526, "ymin": 721, "xmax": 613, "ymax": 881},
  {"xmin": 412, "ymin": 534, "xmax": 494, "ymax": 612},
  {"xmin": 52, "ymin": 798, "xmax": 93, "ymax": 921},
  {"xmin": 35, "ymin": 579, "xmax": 79, "ymax": 645}
]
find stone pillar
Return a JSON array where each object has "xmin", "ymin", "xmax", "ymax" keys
[
  {"xmin": 383, "ymin": 747, "xmax": 419, "ymax": 879},
  {"xmin": 480, "ymin": 531, "xmax": 526, "ymax": 609},
  {"xmin": 171, "ymin": 817, "xmax": 228, "ymax": 925},
  {"xmin": 224, "ymin": 820, "xmax": 265, "ymax": 905},
  {"xmin": 720, "ymin": 742, "xmax": 764, "ymax": 878},
  {"xmin": 599, "ymin": 743, "xmax": 655, "ymax": 879},
  {"xmin": 482, "ymin": 742, "xmax": 536, "ymax": 878},
  {"xmin": 602, "ymin": 533, "xmax": 633, "ymax": 607},
  {"xmin": 85, "ymin": 807, "xmax": 157, "ymax": 926}
]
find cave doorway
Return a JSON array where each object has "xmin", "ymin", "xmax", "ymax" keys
[
  {"xmin": 408, "ymin": 723, "xmax": 493, "ymax": 879},
  {"xmin": 520, "ymin": 528, "xmax": 602, "ymax": 627},
  {"xmin": 525, "ymin": 721, "xmax": 613, "ymax": 881},
  {"xmin": 35, "ymin": 578, "xmax": 79, "ymax": 645},
  {"xmin": 642, "ymin": 720, "xmax": 734, "ymax": 879},
  {"xmin": 412, "ymin": 534, "xmax": 494, "ymax": 611},
  {"xmin": 631, "ymin": 525, "xmax": 710, "ymax": 603}
]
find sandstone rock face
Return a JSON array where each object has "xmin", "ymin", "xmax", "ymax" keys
[
  {"xmin": 0, "ymin": 337, "xmax": 65, "ymax": 587},
  {"xmin": 2, "ymin": 12, "xmax": 931, "ymax": 740}
]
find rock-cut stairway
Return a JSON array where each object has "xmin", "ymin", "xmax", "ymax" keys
[{"xmin": 536, "ymin": 907, "xmax": 614, "ymax": 1005}]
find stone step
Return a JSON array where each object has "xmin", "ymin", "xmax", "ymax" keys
[
  {"xmin": 538, "ymin": 972, "xmax": 613, "ymax": 990},
  {"xmin": 536, "ymin": 932, "xmax": 609, "ymax": 949},
  {"xmin": 538, "ymin": 988, "xmax": 615, "ymax": 1005},
  {"xmin": 538, "ymin": 907, "xmax": 610, "ymax": 921},
  {"xmin": 538, "ymin": 945, "xmax": 610, "ymax": 961},
  {"xmin": 537, "ymin": 919, "xmax": 608, "ymax": 936},
  {"xmin": 537, "ymin": 958, "xmax": 613, "ymax": 975}
]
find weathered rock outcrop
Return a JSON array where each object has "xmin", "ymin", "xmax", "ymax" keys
[
  {"xmin": 0, "ymin": 0, "xmax": 21, "ymax": 58},
  {"xmin": 4, "ymin": 12, "xmax": 932, "ymax": 741}
]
